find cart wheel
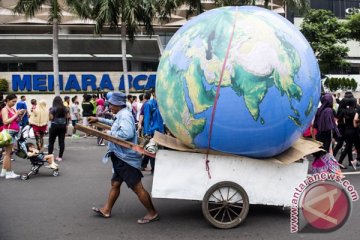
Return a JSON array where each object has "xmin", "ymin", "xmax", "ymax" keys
[
  {"xmin": 21, "ymin": 175, "xmax": 29, "ymax": 180},
  {"xmin": 202, "ymin": 181, "xmax": 249, "ymax": 229},
  {"xmin": 53, "ymin": 171, "xmax": 59, "ymax": 177}
]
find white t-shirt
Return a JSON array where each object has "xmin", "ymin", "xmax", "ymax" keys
[
  {"xmin": 70, "ymin": 104, "xmax": 79, "ymax": 120},
  {"xmin": 126, "ymin": 101, "xmax": 132, "ymax": 112},
  {"xmin": 136, "ymin": 102, "xmax": 143, "ymax": 121}
]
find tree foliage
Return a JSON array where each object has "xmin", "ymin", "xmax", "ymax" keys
[
  {"xmin": 347, "ymin": 13, "xmax": 360, "ymax": 42},
  {"xmin": 324, "ymin": 77, "xmax": 357, "ymax": 92},
  {"xmin": 13, "ymin": 0, "xmax": 74, "ymax": 96},
  {"xmin": 214, "ymin": 0, "xmax": 254, "ymax": 7},
  {"xmin": 264, "ymin": 0, "xmax": 309, "ymax": 14},
  {"xmin": 0, "ymin": 79, "xmax": 9, "ymax": 93},
  {"xmin": 300, "ymin": 9, "xmax": 350, "ymax": 74},
  {"xmin": 69, "ymin": 0, "xmax": 179, "ymax": 94}
]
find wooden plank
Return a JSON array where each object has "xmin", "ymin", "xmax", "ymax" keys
[
  {"xmin": 153, "ymin": 131, "xmax": 232, "ymax": 156},
  {"xmin": 153, "ymin": 131, "xmax": 322, "ymax": 165},
  {"xmin": 92, "ymin": 122, "xmax": 111, "ymax": 130},
  {"xmin": 75, "ymin": 124, "xmax": 155, "ymax": 158}
]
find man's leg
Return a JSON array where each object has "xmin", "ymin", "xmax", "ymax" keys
[
  {"xmin": 34, "ymin": 131, "xmax": 41, "ymax": 150},
  {"xmin": 47, "ymin": 125, "xmax": 57, "ymax": 155},
  {"xmin": 132, "ymin": 181, "xmax": 157, "ymax": 218},
  {"xmin": 141, "ymin": 155, "xmax": 150, "ymax": 169},
  {"xmin": 100, "ymin": 180, "xmax": 122, "ymax": 216},
  {"xmin": 149, "ymin": 157, "xmax": 155, "ymax": 174}
]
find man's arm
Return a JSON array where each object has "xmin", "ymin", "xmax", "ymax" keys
[{"xmin": 97, "ymin": 117, "xmax": 114, "ymax": 126}]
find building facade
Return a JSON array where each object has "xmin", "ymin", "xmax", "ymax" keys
[{"xmin": 1, "ymin": 0, "xmax": 359, "ymax": 93}]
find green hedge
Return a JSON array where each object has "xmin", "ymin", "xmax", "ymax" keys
[{"xmin": 323, "ymin": 77, "xmax": 358, "ymax": 92}]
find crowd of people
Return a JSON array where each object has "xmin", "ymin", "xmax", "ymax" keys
[
  {"xmin": 6, "ymin": 89, "xmax": 360, "ymax": 224},
  {"xmin": 0, "ymin": 89, "xmax": 165, "ymax": 224},
  {"xmin": 310, "ymin": 91, "xmax": 360, "ymax": 171},
  {"xmin": 0, "ymin": 89, "xmax": 164, "ymax": 181}
]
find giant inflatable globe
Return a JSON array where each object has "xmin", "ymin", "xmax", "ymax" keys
[{"xmin": 156, "ymin": 6, "xmax": 321, "ymax": 158}]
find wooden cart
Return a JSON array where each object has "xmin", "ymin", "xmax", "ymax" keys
[{"xmin": 76, "ymin": 124, "xmax": 321, "ymax": 229}]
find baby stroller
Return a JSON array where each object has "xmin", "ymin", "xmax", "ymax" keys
[{"xmin": 15, "ymin": 126, "xmax": 59, "ymax": 180}]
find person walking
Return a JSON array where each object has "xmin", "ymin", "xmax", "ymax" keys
[
  {"xmin": 313, "ymin": 93, "xmax": 339, "ymax": 153},
  {"xmin": 29, "ymin": 99, "xmax": 49, "ymax": 151},
  {"xmin": 136, "ymin": 94, "xmax": 144, "ymax": 123},
  {"xmin": 0, "ymin": 94, "xmax": 25, "ymax": 179},
  {"xmin": 337, "ymin": 97, "xmax": 359, "ymax": 170},
  {"xmin": 81, "ymin": 94, "xmax": 94, "ymax": 138},
  {"xmin": 48, "ymin": 96, "xmax": 68, "ymax": 162},
  {"xmin": 140, "ymin": 90, "xmax": 164, "ymax": 174},
  {"xmin": 138, "ymin": 91, "xmax": 151, "ymax": 170},
  {"xmin": 95, "ymin": 98, "xmax": 106, "ymax": 146},
  {"xmin": 16, "ymin": 95, "xmax": 29, "ymax": 127},
  {"xmin": 333, "ymin": 92, "xmax": 356, "ymax": 157},
  {"xmin": 63, "ymin": 96, "xmax": 71, "ymax": 130},
  {"xmin": 70, "ymin": 96, "xmax": 80, "ymax": 138},
  {"xmin": 30, "ymin": 99, "xmax": 37, "ymax": 113},
  {"xmin": 88, "ymin": 92, "xmax": 159, "ymax": 223}
]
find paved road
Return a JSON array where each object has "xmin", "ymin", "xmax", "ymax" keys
[{"xmin": 1, "ymin": 138, "xmax": 360, "ymax": 240}]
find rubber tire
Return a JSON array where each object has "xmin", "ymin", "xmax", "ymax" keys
[
  {"xmin": 53, "ymin": 171, "xmax": 59, "ymax": 177},
  {"xmin": 202, "ymin": 181, "xmax": 249, "ymax": 229}
]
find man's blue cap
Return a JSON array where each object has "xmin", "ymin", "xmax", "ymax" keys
[{"xmin": 108, "ymin": 92, "xmax": 126, "ymax": 106}]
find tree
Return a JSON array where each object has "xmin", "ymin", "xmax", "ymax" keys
[
  {"xmin": 214, "ymin": 0, "xmax": 254, "ymax": 7},
  {"xmin": 13, "ymin": 0, "xmax": 78, "ymax": 96},
  {"xmin": 300, "ymin": 9, "xmax": 350, "ymax": 74},
  {"xmin": 347, "ymin": 13, "xmax": 360, "ymax": 42},
  {"xmin": 264, "ymin": 0, "xmax": 309, "ymax": 16},
  {"xmin": 324, "ymin": 77, "xmax": 357, "ymax": 91},
  {"xmin": 0, "ymin": 79, "xmax": 9, "ymax": 92},
  {"xmin": 181, "ymin": 0, "xmax": 203, "ymax": 16},
  {"xmin": 72, "ymin": 0, "xmax": 178, "ymax": 95}
]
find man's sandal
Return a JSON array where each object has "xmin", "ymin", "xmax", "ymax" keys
[
  {"xmin": 92, "ymin": 207, "xmax": 111, "ymax": 218},
  {"xmin": 137, "ymin": 214, "xmax": 160, "ymax": 224}
]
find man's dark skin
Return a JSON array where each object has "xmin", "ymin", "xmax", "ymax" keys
[{"xmin": 88, "ymin": 103, "xmax": 158, "ymax": 222}]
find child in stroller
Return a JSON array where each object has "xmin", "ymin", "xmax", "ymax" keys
[
  {"xmin": 15, "ymin": 126, "xmax": 59, "ymax": 180},
  {"xmin": 26, "ymin": 143, "xmax": 58, "ymax": 170}
]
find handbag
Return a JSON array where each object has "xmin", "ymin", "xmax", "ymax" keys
[
  {"xmin": 144, "ymin": 138, "xmax": 158, "ymax": 154},
  {"xmin": 0, "ymin": 128, "xmax": 12, "ymax": 147}
]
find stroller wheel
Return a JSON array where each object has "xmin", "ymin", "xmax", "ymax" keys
[
  {"xmin": 53, "ymin": 171, "xmax": 59, "ymax": 177},
  {"xmin": 21, "ymin": 175, "xmax": 29, "ymax": 180}
]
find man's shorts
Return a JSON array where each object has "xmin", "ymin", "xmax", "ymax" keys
[
  {"xmin": 71, "ymin": 120, "xmax": 78, "ymax": 127},
  {"xmin": 110, "ymin": 152, "xmax": 143, "ymax": 189}
]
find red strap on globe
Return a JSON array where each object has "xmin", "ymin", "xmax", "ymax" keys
[{"xmin": 205, "ymin": 18, "xmax": 237, "ymax": 179}]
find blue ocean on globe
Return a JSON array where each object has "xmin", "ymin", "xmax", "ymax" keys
[{"xmin": 156, "ymin": 6, "xmax": 321, "ymax": 158}]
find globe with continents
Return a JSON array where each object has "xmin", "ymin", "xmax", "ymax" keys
[{"xmin": 156, "ymin": 6, "xmax": 321, "ymax": 158}]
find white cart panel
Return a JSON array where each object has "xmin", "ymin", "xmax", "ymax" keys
[{"xmin": 152, "ymin": 150, "xmax": 309, "ymax": 207}]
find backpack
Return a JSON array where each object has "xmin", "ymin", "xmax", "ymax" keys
[{"xmin": 343, "ymin": 106, "xmax": 356, "ymax": 121}]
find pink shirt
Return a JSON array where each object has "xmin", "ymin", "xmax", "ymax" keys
[{"xmin": 3, "ymin": 107, "xmax": 20, "ymax": 131}]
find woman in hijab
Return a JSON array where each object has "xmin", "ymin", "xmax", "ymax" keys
[
  {"xmin": 313, "ymin": 93, "xmax": 339, "ymax": 153},
  {"xmin": 29, "ymin": 99, "xmax": 49, "ymax": 150}
]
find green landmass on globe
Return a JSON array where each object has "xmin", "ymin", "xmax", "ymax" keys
[{"xmin": 157, "ymin": 9, "xmax": 305, "ymax": 147}]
